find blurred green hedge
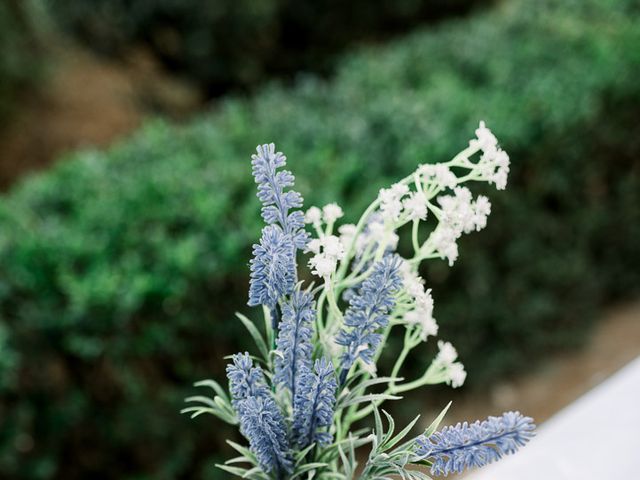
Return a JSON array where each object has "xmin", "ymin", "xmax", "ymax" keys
[
  {"xmin": 49, "ymin": 0, "xmax": 491, "ymax": 95},
  {"xmin": 2, "ymin": 0, "xmax": 640, "ymax": 478},
  {"xmin": 0, "ymin": 0, "xmax": 47, "ymax": 120}
]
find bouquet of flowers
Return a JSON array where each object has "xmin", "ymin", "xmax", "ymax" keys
[{"xmin": 183, "ymin": 122, "xmax": 535, "ymax": 479}]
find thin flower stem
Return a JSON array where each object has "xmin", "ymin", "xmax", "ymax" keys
[
  {"xmin": 325, "ymin": 278, "xmax": 344, "ymax": 325},
  {"xmin": 411, "ymin": 218, "xmax": 420, "ymax": 254}
]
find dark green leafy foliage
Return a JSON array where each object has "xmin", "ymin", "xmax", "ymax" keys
[
  {"xmin": 49, "ymin": 0, "xmax": 492, "ymax": 96},
  {"xmin": 1, "ymin": 0, "xmax": 639, "ymax": 478}
]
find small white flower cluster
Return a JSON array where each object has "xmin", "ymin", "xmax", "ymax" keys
[
  {"xmin": 342, "ymin": 214, "xmax": 400, "ymax": 256},
  {"xmin": 435, "ymin": 340, "xmax": 467, "ymax": 388},
  {"xmin": 378, "ymin": 183, "xmax": 429, "ymax": 223},
  {"xmin": 400, "ymin": 262, "xmax": 438, "ymax": 341},
  {"xmin": 403, "ymin": 191, "xmax": 429, "ymax": 221},
  {"xmin": 418, "ymin": 163, "xmax": 457, "ymax": 189},
  {"xmin": 307, "ymin": 235, "xmax": 346, "ymax": 278},
  {"xmin": 305, "ymin": 203, "xmax": 344, "ymax": 228},
  {"xmin": 431, "ymin": 187, "xmax": 492, "ymax": 266},
  {"xmin": 378, "ymin": 183, "xmax": 408, "ymax": 222},
  {"xmin": 305, "ymin": 203, "xmax": 347, "ymax": 278},
  {"xmin": 471, "ymin": 121, "xmax": 510, "ymax": 190},
  {"xmin": 337, "ymin": 224, "xmax": 357, "ymax": 249}
]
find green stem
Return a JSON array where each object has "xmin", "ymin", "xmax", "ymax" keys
[{"xmin": 411, "ymin": 218, "xmax": 420, "ymax": 254}]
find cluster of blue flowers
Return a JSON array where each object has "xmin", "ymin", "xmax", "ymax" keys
[
  {"xmin": 415, "ymin": 411, "xmax": 536, "ymax": 476},
  {"xmin": 274, "ymin": 290, "xmax": 315, "ymax": 398},
  {"xmin": 248, "ymin": 143, "xmax": 308, "ymax": 318},
  {"xmin": 336, "ymin": 254, "xmax": 403, "ymax": 384},
  {"xmin": 292, "ymin": 358, "xmax": 338, "ymax": 449},
  {"xmin": 231, "ymin": 145, "xmax": 339, "ymax": 476},
  {"xmin": 186, "ymin": 140, "xmax": 536, "ymax": 479}
]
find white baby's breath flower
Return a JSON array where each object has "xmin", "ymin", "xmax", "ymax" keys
[
  {"xmin": 474, "ymin": 120, "xmax": 498, "ymax": 152},
  {"xmin": 379, "ymin": 183, "xmax": 408, "ymax": 203},
  {"xmin": 415, "ymin": 288, "xmax": 434, "ymax": 316},
  {"xmin": 308, "ymin": 235, "xmax": 346, "ymax": 278},
  {"xmin": 402, "ymin": 192, "xmax": 428, "ymax": 221},
  {"xmin": 405, "ymin": 307, "xmax": 439, "ymax": 341},
  {"xmin": 306, "ymin": 238, "xmax": 322, "ymax": 254},
  {"xmin": 472, "ymin": 195, "xmax": 491, "ymax": 231},
  {"xmin": 473, "ymin": 121, "xmax": 510, "ymax": 190},
  {"xmin": 398, "ymin": 258, "xmax": 413, "ymax": 277},
  {"xmin": 436, "ymin": 340, "xmax": 458, "ymax": 365},
  {"xmin": 404, "ymin": 275, "xmax": 425, "ymax": 300},
  {"xmin": 322, "ymin": 203, "xmax": 344, "ymax": 223},
  {"xmin": 322, "ymin": 235, "xmax": 345, "ymax": 260},
  {"xmin": 433, "ymin": 187, "xmax": 491, "ymax": 265},
  {"xmin": 358, "ymin": 220, "xmax": 399, "ymax": 252},
  {"xmin": 399, "ymin": 262, "xmax": 431, "ymax": 305},
  {"xmin": 420, "ymin": 315, "xmax": 439, "ymax": 340},
  {"xmin": 493, "ymin": 167, "xmax": 509, "ymax": 190},
  {"xmin": 419, "ymin": 164, "xmax": 457, "ymax": 189},
  {"xmin": 404, "ymin": 309, "xmax": 422, "ymax": 326},
  {"xmin": 355, "ymin": 234, "xmax": 369, "ymax": 254},
  {"xmin": 380, "ymin": 200, "xmax": 403, "ymax": 222},
  {"xmin": 338, "ymin": 223, "xmax": 357, "ymax": 248},
  {"xmin": 309, "ymin": 254, "xmax": 337, "ymax": 278},
  {"xmin": 447, "ymin": 362, "xmax": 467, "ymax": 388},
  {"xmin": 338, "ymin": 223, "xmax": 357, "ymax": 235},
  {"xmin": 367, "ymin": 221, "xmax": 386, "ymax": 241},
  {"xmin": 438, "ymin": 186, "xmax": 474, "ymax": 233},
  {"xmin": 378, "ymin": 188, "xmax": 396, "ymax": 205},
  {"xmin": 431, "ymin": 225, "xmax": 459, "ymax": 266},
  {"xmin": 402, "ymin": 274, "xmax": 438, "ymax": 341},
  {"xmin": 305, "ymin": 206, "xmax": 322, "ymax": 225},
  {"xmin": 391, "ymin": 183, "xmax": 410, "ymax": 198},
  {"xmin": 378, "ymin": 183, "xmax": 410, "ymax": 222}
]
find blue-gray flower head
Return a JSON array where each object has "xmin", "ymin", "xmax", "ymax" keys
[
  {"xmin": 226, "ymin": 352, "xmax": 269, "ymax": 408},
  {"xmin": 248, "ymin": 225, "xmax": 296, "ymax": 309},
  {"xmin": 292, "ymin": 358, "xmax": 338, "ymax": 449},
  {"xmin": 274, "ymin": 289, "xmax": 315, "ymax": 398},
  {"xmin": 415, "ymin": 411, "xmax": 535, "ymax": 476},
  {"xmin": 336, "ymin": 254, "xmax": 403, "ymax": 380},
  {"xmin": 236, "ymin": 396, "xmax": 293, "ymax": 476},
  {"xmin": 251, "ymin": 143, "xmax": 307, "ymax": 249}
]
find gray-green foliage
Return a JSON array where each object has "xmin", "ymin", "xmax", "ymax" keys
[{"xmin": 0, "ymin": 0, "xmax": 639, "ymax": 478}]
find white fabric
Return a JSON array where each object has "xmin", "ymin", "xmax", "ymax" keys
[{"xmin": 467, "ymin": 356, "xmax": 640, "ymax": 479}]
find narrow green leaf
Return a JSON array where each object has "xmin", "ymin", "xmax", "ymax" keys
[
  {"xmin": 194, "ymin": 378, "xmax": 229, "ymax": 401},
  {"xmin": 423, "ymin": 401, "xmax": 452, "ymax": 438},
  {"xmin": 382, "ymin": 414, "xmax": 421, "ymax": 451},
  {"xmin": 342, "ymin": 393, "xmax": 402, "ymax": 407},
  {"xmin": 381, "ymin": 410, "xmax": 396, "ymax": 446},
  {"xmin": 373, "ymin": 405, "xmax": 384, "ymax": 447},
  {"xmin": 216, "ymin": 464, "xmax": 248, "ymax": 477},
  {"xmin": 236, "ymin": 312, "xmax": 269, "ymax": 360}
]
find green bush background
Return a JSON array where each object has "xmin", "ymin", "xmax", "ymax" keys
[
  {"xmin": 1, "ymin": 0, "xmax": 639, "ymax": 478},
  {"xmin": 48, "ymin": 0, "xmax": 492, "ymax": 95}
]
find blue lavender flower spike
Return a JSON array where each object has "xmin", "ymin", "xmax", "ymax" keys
[
  {"xmin": 236, "ymin": 396, "xmax": 294, "ymax": 476},
  {"xmin": 292, "ymin": 358, "xmax": 338, "ymax": 449},
  {"xmin": 414, "ymin": 411, "xmax": 536, "ymax": 476},
  {"xmin": 274, "ymin": 289, "xmax": 315, "ymax": 398},
  {"xmin": 336, "ymin": 254, "xmax": 403, "ymax": 384},
  {"xmin": 251, "ymin": 143, "xmax": 308, "ymax": 249},
  {"xmin": 248, "ymin": 224, "xmax": 297, "ymax": 310},
  {"xmin": 226, "ymin": 352, "xmax": 269, "ymax": 408}
]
